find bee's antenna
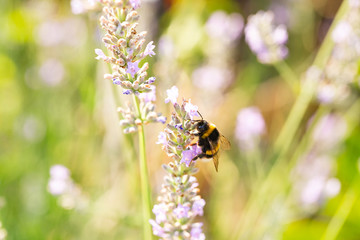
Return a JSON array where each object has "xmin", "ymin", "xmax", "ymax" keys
[{"xmin": 197, "ymin": 111, "xmax": 203, "ymax": 120}]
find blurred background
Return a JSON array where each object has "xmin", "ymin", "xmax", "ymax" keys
[{"xmin": 1, "ymin": 0, "xmax": 360, "ymax": 239}]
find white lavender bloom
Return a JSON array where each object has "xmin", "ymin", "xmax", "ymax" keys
[
  {"xmin": 293, "ymin": 155, "xmax": 341, "ymax": 211},
  {"xmin": 235, "ymin": 107, "xmax": 266, "ymax": 151},
  {"xmin": 312, "ymin": 113, "xmax": 347, "ymax": 152},
  {"xmin": 150, "ymin": 98, "xmax": 206, "ymax": 239},
  {"xmin": 245, "ymin": 11, "xmax": 288, "ymax": 64},
  {"xmin": 71, "ymin": 0, "xmax": 99, "ymax": 14},
  {"xmin": 192, "ymin": 65, "xmax": 232, "ymax": 91},
  {"xmin": 48, "ymin": 165, "xmax": 88, "ymax": 210},
  {"xmin": 205, "ymin": 11, "xmax": 244, "ymax": 42},
  {"xmin": 0, "ymin": 222, "xmax": 7, "ymax": 240},
  {"xmin": 316, "ymin": 2, "xmax": 360, "ymax": 104}
]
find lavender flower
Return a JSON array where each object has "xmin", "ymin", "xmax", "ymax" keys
[
  {"xmin": 192, "ymin": 65, "xmax": 232, "ymax": 91},
  {"xmin": 235, "ymin": 107, "xmax": 266, "ymax": 151},
  {"xmin": 150, "ymin": 99, "xmax": 206, "ymax": 239},
  {"xmin": 181, "ymin": 144, "xmax": 203, "ymax": 167},
  {"xmin": 316, "ymin": 2, "xmax": 360, "ymax": 104},
  {"xmin": 165, "ymin": 86, "xmax": 179, "ymax": 104},
  {"xmin": 293, "ymin": 155, "xmax": 341, "ymax": 211},
  {"xmin": 205, "ymin": 11, "xmax": 244, "ymax": 42},
  {"xmin": 144, "ymin": 41, "xmax": 156, "ymax": 57},
  {"xmin": 245, "ymin": 10, "xmax": 288, "ymax": 64},
  {"xmin": 47, "ymin": 165, "xmax": 88, "ymax": 210},
  {"xmin": 95, "ymin": 0, "xmax": 165, "ymax": 133},
  {"xmin": 184, "ymin": 100, "xmax": 200, "ymax": 120},
  {"xmin": 312, "ymin": 113, "xmax": 347, "ymax": 151},
  {"xmin": 126, "ymin": 61, "xmax": 140, "ymax": 78}
]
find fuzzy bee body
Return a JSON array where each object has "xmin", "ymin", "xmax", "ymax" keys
[{"xmin": 192, "ymin": 120, "xmax": 230, "ymax": 172}]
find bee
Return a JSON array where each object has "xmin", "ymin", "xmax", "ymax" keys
[{"xmin": 191, "ymin": 112, "xmax": 231, "ymax": 172}]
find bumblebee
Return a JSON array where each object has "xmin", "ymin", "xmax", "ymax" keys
[{"xmin": 191, "ymin": 113, "xmax": 231, "ymax": 172}]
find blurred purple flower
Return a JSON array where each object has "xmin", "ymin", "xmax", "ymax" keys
[
  {"xmin": 184, "ymin": 100, "xmax": 200, "ymax": 120},
  {"xmin": 39, "ymin": 58, "xmax": 65, "ymax": 87},
  {"xmin": 165, "ymin": 86, "xmax": 179, "ymax": 104},
  {"xmin": 181, "ymin": 145, "xmax": 202, "ymax": 166},
  {"xmin": 144, "ymin": 41, "xmax": 156, "ymax": 57},
  {"xmin": 153, "ymin": 203, "xmax": 167, "ymax": 223},
  {"xmin": 129, "ymin": 0, "xmax": 141, "ymax": 9},
  {"xmin": 139, "ymin": 86, "xmax": 156, "ymax": 103},
  {"xmin": 157, "ymin": 116, "xmax": 167, "ymax": 124},
  {"xmin": 192, "ymin": 65, "xmax": 232, "ymax": 91},
  {"xmin": 332, "ymin": 21, "xmax": 352, "ymax": 44},
  {"xmin": 126, "ymin": 61, "xmax": 140, "ymax": 78},
  {"xmin": 149, "ymin": 219, "xmax": 166, "ymax": 238},
  {"xmin": 206, "ymin": 11, "xmax": 244, "ymax": 42},
  {"xmin": 349, "ymin": 0, "xmax": 360, "ymax": 8},
  {"xmin": 122, "ymin": 89, "xmax": 132, "ymax": 95},
  {"xmin": 148, "ymin": 77, "xmax": 156, "ymax": 84},
  {"xmin": 192, "ymin": 198, "xmax": 206, "ymax": 216},
  {"xmin": 245, "ymin": 11, "xmax": 288, "ymax": 64},
  {"xmin": 113, "ymin": 78, "xmax": 121, "ymax": 85},
  {"xmin": 173, "ymin": 204, "xmax": 191, "ymax": 219},
  {"xmin": 235, "ymin": 107, "xmax": 266, "ymax": 150},
  {"xmin": 312, "ymin": 114, "xmax": 347, "ymax": 150},
  {"xmin": 48, "ymin": 178, "xmax": 68, "ymax": 195},
  {"xmin": 48, "ymin": 165, "xmax": 70, "ymax": 195},
  {"xmin": 156, "ymin": 132, "xmax": 167, "ymax": 146},
  {"xmin": 190, "ymin": 223, "xmax": 206, "ymax": 240},
  {"xmin": 50, "ymin": 165, "xmax": 70, "ymax": 179},
  {"xmin": 95, "ymin": 48, "xmax": 107, "ymax": 60}
]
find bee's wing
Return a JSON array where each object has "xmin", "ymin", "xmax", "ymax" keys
[
  {"xmin": 208, "ymin": 140, "xmax": 220, "ymax": 172},
  {"xmin": 212, "ymin": 153, "xmax": 219, "ymax": 172},
  {"xmin": 220, "ymin": 135, "xmax": 231, "ymax": 150}
]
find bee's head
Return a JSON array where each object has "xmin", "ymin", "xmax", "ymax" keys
[{"xmin": 195, "ymin": 120, "xmax": 208, "ymax": 133}]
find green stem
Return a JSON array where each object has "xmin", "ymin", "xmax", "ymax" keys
[
  {"xmin": 133, "ymin": 95, "xmax": 153, "ymax": 240},
  {"xmin": 274, "ymin": 60, "xmax": 299, "ymax": 93},
  {"xmin": 274, "ymin": 0, "xmax": 349, "ymax": 158},
  {"xmin": 321, "ymin": 177, "xmax": 359, "ymax": 240}
]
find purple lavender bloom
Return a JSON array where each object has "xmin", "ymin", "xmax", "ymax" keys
[
  {"xmin": 173, "ymin": 204, "xmax": 191, "ymax": 219},
  {"xmin": 152, "ymin": 203, "xmax": 167, "ymax": 223},
  {"xmin": 157, "ymin": 116, "xmax": 167, "ymax": 124},
  {"xmin": 129, "ymin": 0, "xmax": 141, "ymax": 9},
  {"xmin": 144, "ymin": 41, "xmax": 156, "ymax": 57},
  {"xmin": 205, "ymin": 11, "xmax": 244, "ymax": 42},
  {"xmin": 192, "ymin": 198, "xmax": 206, "ymax": 216},
  {"xmin": 113, "ymin": 78, "xmax": 121, "ymax": 85},
  {"xmin": 139, "ymin": 86, "xmax": 156, "ymax": 102},
  {"xmin": 235, "ymin": 107, "xmax": 266, "ymax": 150},
  {"xmin": 190, "ymin": 223, "xmax": 206, "ymax": 240},
  {"xmin": 95, "ymin": 48, "xmax": 106, "ymax": 60},
  {"xmin": 148, "ymin": 77, "xmax": 156, "ymax": 84},
  {"xmin": 192, "ymin": 65, "xmax": 232, "ymax": 91},
  {"xmin": 245, "ymin": 11, "xmax": 288, "ymax": 64},
  {"xmin": 165, "ymin": 86, "xmax": 179, "ymax": 104},
  {"xmin": 126, "ymin": 61, "xmax": 140, "ymax": 78},
  {"xmin": 184, "ymin": 100, "xmax": 200, "ymax": 120},
  {"xmin": 123, "ymin": 89, "xmax": 132, "ymax": 95},
  {"xmin": 156, "ymin": 132, "xmax": 167, "ymax": 146},
  {"xmin": 312, "ymin": 114, "xmax": 347, "ymax": 150},
  {"xmin": 149, "ymin": 219, "xmax": 166, "ymax": 238},
  {"xmin": 50, "ymin": 165, "xmax": 70, "ymax": 179},
  {"xmin": 181, "ymin": 145, "xmax": 202, "ymax": 167}
]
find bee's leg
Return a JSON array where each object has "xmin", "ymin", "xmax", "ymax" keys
[{"xmin": 191, "ymin": 153, "xmax": 205, "ymax": 162}]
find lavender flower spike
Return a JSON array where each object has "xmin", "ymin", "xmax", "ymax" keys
[
  {"xmin": 150, "ymin": 99, "xmax": 207, "ymax": 239},
  {"xmin": 245, "ymin": 10, "xmax": 288, "ymax": 64}
]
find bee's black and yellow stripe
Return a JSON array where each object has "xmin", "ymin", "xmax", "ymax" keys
[{"xmin": 199, "ymin": 123, "xmax": 220, "ymax": 158}]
